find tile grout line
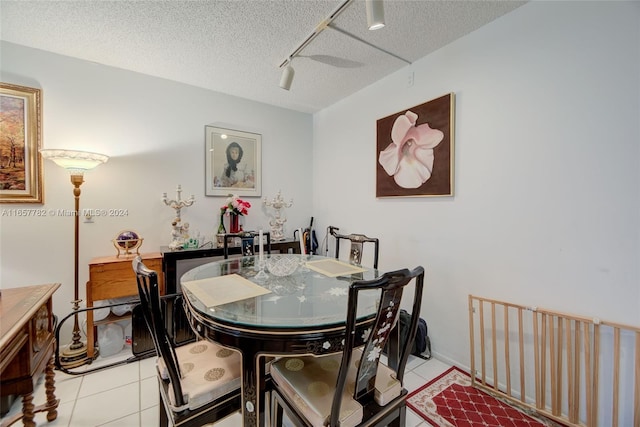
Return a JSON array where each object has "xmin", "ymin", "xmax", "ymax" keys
[{"xmin": 66, "ymin": 373, "xmax": 84, "ymax": 427}]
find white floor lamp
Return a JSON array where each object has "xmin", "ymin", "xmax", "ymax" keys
[{"xmin": 41, "ymin": 149, "xmax": 109, "ymax": 368}]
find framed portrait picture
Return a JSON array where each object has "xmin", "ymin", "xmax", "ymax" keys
[
  {"xmin": 0, "ymin": 83, "xmax": 43, "ymax": 203},
  {"xmin": 205, "ymin": 126, "xmax": 262, "ymax": 197},
  {"xmin": 376, "ymin": 93, "xmax": 455, "ymax": 198}
]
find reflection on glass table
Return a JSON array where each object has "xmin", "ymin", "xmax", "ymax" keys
[
  {"xmin": 181, "ymin": 254, "xmax": 379, "ymax": 329},
  {"xmin": 180, "ymin": 254, "xmax": 381, "ymax": 427}
]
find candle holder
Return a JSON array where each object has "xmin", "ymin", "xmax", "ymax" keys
[
  {"xmin": 162, "ymin": 185, "xmax": 195, "ymax": 250},
  {"xmin": 298, "ymin": 253, "xmax": 311, "ymax": 273},
  {"xmin": 254, "ymin": 230, "xmax": 269, "ymax": 281},
  {"xmin": 263, "ymin": 191, "xmax": 293, "ymax": 241},
  {"xmin": 254, "ymin": 261, "xmax": 269, "ymax": 281}
]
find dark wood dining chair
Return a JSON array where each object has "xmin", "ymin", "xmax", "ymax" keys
[
  {"xmin": 132, "ymin": 256, "xmax": 242, "ymax": 427},
  {"xmin": 270, "ymin": 266, "xmax": 425, "ymax": 427},
  {"xmin": 223, "ymin": 231, "xmax": 272, "ymax": 259},
  {"xmin": 330, "ymin": 227, "xmax": 380, "ymax": 269}
]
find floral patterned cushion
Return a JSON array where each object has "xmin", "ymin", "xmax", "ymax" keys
[
  {"xmin": 156, "ymin": 340, "xmax": 241, "ymax": 412},
  {"xmin": 271, "ymin": 349, "xmax": 402, "ymax": 427}
]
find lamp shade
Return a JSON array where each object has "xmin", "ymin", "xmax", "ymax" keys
[
  {"xmin": 41, "ymin": 149, "xmax": 109, "ymax": 174},
  {"xmin": 366, "ymin": 0, "xmax": 385, "ymax": 30}
]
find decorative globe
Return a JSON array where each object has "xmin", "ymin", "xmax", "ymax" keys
[
  {"xmin": 113, "ymin": 230, "xmax": 143, "ymax": 256},
  {"xmin": 117, "ymin": 230, "xmax": 140, "ymax": 249}
]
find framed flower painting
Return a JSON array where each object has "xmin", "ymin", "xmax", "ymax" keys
[{"xmin": 376, "ymin": 93, "xmax": 455, "ymax": 198}]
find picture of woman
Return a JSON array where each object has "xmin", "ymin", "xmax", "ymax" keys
[
  {"xmin": 215, "ymin": 141, "xmax": 254, "ymax": 188},
  {"xmin": 206, "ymin": 126, "xmax": 262, "ymax": 197},
  {"xmin": 214, "ymin": 141, "xmax": 250, "ymax": 188}
]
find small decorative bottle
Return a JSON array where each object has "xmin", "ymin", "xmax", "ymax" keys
[
  {"xmin": 217, "ymin": 214, "xmax": 226, "ymax": 234},
  {"xmin": 216, "ymin": 214, "xmax": 226, "ymax": 248}
]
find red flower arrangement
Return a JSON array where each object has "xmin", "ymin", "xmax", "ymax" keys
[{"xmin": 220, "ymin": 194, "xmax": 251, "ymax": 216}]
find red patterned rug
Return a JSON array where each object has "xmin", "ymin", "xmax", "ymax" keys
[{"xmin": 407, "ymin": 367, "xmax": 559, "ymax": 427}]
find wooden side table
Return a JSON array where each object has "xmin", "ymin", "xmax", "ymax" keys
[
  {"xmin": 0, "ymin": 283, "xmax": 60, "ymax": 427},
  {"xmin": 86, "ymin": 253, "xmax": 164, "ymax": 360}
]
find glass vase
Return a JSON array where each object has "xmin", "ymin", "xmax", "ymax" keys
[{"xmin": 229, "ymin": 213, "xmax": 241, "ymax": 233}]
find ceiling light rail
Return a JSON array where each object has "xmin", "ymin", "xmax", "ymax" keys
[
  {"xmin": 278, "ymin": 0, "xmax": 355, "ymax": 69},
  {"xmin": 278, "ymin": 0, "xmax": 407, "ymax": 90}
]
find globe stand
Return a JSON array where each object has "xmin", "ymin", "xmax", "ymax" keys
[{"xmin": 112, "ymin": 230, "xmax": 143, "ymax": 257}]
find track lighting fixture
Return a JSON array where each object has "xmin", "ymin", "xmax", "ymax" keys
[
  {"xmin": 278, "ymin": 0, "xmax": 403, "ymax": 90},
  {"xmin": 279, "ymin": 60, "xmax": 295, "ymax": 90},
  {"xmin": 366, "ymin": 0, "xmax": 385, "ymax": 30}
]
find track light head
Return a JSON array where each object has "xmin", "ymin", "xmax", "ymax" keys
[
  {"xmin": 279, "ymin": 63, "xmax": 295, "ymax": 90},
  {"xmin": 366, "ymin": 0, "xmax": 385, "ymax": 30}
]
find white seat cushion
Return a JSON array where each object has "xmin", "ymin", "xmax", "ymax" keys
[
  {"xmin": 271, "ymin": 355, "xmax": 363, "ymax": 427},
  {"xmin": 156, "ymin": 340, "xmax": 241, "ymax": 412},
  {"xmin": 271, "ymin": 349, "xmax": 402, "ymax": 427},
  {"xmin": 368, "ymin": 357, "xmax": 402, "ymax": 405},
  {"xmin": 343, "ymin": 348, "xmax": 402, "ymax": 406}
]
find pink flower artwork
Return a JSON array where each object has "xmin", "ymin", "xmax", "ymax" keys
[{"xmin": 378, "ymin": 110, "xmax": 444, "ymax": 189}]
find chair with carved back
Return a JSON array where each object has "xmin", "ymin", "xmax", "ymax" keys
[
  {"xmin": 132, "ymin": 256, "xmax": 241, "ymax": 427},
  {"xmin": 270, "ymin": 266, "xmax": 425, "ymax": 427},
  {"xmin": 329, "ymin": 226, "xmax": 380, "ymax": 269},
  {"xmin": 223, "ymin": 231, "xmax": 272, "ymax": 259}
]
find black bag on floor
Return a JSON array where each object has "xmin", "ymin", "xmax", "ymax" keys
[{"xmin": 397, "ymin": 309, "xmax": 431, "ymax": 360}]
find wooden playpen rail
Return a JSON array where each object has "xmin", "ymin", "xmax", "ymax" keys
[{"xmin": 468, "ymin": 295, "xmax": 640, "ymax": 427}]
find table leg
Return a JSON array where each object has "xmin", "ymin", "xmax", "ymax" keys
[
  {"xmin": 240, "ymin": 350, "xmax": 269, "ymax": 427},
  {"xmin": 20, "ymin": 393, "xmax": 35, "ymax": 427},
  {"xmin": 256, "ymin": 356, "xmax": 269, "ymax": 427},
  {"xmin": 241, "ymin": 350, "xmax": 257, "ymax": 427},
  {"xmin": 44, "ymin": 355, "xmax": 59, "ymax": 421}
]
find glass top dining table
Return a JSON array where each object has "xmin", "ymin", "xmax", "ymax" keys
[{"xmin": 180, "ymin": 253, "xmax": 381, "ymax": 427}]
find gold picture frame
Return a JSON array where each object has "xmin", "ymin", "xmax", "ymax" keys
[
  {"xmin": 0, "ymin": 83, "xmax": 43, "ymax": 203},
  {"xmin": 376, "ymin": 93, "xmax": 455, "ymax": 198}
]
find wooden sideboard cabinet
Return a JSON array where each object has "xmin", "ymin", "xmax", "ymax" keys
[
  {"xmin": 86, "ymin": 253, "xmax": 164, "ymax": 360},
  {"xmin": 0, "ymin": 283, "xmax": 60, "ymax": 427}
]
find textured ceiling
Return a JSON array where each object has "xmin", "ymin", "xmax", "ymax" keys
[{"xmin": 0, "ymin": 0, "xmax": 526, "ymax": 113}]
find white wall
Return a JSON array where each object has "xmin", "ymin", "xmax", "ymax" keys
[
  {"xmin": 312, "ymin": 0, "xmax": 640, "ymax": 369},
  {"xmin": 0, "ymin": 43, "xmax": 314, "ymax": 339},
  {"xmin": 1, "ymin": 0, "xmax": 639, "ymax": 395}
]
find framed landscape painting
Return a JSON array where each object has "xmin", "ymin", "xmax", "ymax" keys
[
  {"xmin": 205, "ymin": 125, "xmax": 262, "ymax": 197},
  {"xmin": 0, "ymin": 83, "xmax": 43, "ymax": 203},
  {"xmin": 376, "ymin": 93, "xmax": 455, "ymax": 198}
]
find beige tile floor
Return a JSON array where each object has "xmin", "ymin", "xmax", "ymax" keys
[{"xmin": 1, "ymin": 350, "xmax": 451, "ymax": 427}]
